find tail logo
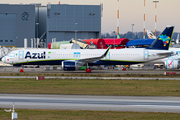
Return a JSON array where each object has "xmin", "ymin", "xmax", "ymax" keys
[
  {"xmin": 158, "ymin": 35, "xmax": 170, "ymax": 47},
  {"xmin": 168, "ymin": 61, "xmax": 173, "ymax": 67}
]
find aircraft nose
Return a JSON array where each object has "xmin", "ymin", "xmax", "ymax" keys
[
  {"xmin": 1, "ymin": 57, "xmax": 4, "ymax": 62},
  {"xmin": 1, "ymin": 57, "xmax": 6, "ymax": 63}
]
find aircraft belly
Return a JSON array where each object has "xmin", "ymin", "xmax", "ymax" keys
[
  {"xmin": 89, "ymin": 60, "xmax": 145, "ymax": 66},
  {"xmin": 13, "ymin": 60, "xmax": 64, "ymax": 66}
]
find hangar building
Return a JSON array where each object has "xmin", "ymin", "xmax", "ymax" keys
[
  {"xmin": 0, "ymin": 4, "xmax": 102, "ymax": 47},
  {"xmin": 0, "ymin": 4, "xmax": 36, "ymax": 47}
]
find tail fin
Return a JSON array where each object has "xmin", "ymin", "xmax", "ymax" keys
[
  {"xmin": 147, "ymin": 26, "xmax": 174, "ymax": 50},
  {"xmin": 177, "ymin": 33, "xmax": 179, "ymax": 40},
  {"xmin": 147, "ymin": 30, "xmax": 156, "ymax": 39},
  {"xmin": 176, "ymin": 34, "xmax": 179, "ymax": 44},
  {"xmin": 117, "ymin": 34, "xmax": 121, "ymax": 39}
]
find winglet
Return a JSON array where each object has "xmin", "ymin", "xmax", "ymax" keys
[
  {"xmin": 102, "ymin": 46, "xmax": 111, "ymax": 58},
  {"xmin": 78, "ymin": 46, "xmax": 112, "ymax": 63}
]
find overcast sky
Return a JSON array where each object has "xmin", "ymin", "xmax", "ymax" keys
[{"xmin": 1, "ymin": 0, "xmax": 180, "ymax": 34}]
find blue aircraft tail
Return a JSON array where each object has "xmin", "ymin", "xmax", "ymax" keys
[{"xmin": 147, "ymin": 26, "xmax": 174, "ymax": 50}]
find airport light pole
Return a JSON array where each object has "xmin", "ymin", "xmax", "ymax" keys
[
  {"xmin": 75, "ymin": 23, "xmax": 78, "ymax": 49},
  {"xmin": 36, "ymin": 23, "xmax": 39, "ymax": 48},
  {"xmin": 132, "ymin": 24, "xmax": 134, "ymax": 40},
  {"xmin": 153, "ymin": 1, "xmax": 159, "ymax": 37}
]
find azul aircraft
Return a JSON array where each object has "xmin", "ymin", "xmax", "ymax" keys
[
  {"xmin": 2, "ymin": 26, "xmax": 174, "ymax": 72},
  {"xmin": 152, "ymin": 47, "xmax": 180, "ymax": 69},
  {"xmin": 147, "ymin": 29, "xmax": 180, "ymax": 69}
]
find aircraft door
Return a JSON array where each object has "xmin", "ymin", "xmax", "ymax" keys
[
  {"xmin": 18, "ymin": 50, "xmax": 24, "ymax": 60},
  {"xmin": 143, "ymin": 51, "xmax": 149, "ymax": 60}
]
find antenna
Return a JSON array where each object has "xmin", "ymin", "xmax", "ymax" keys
[
  {"xmin": 13, "ymin": 103, "xmax": 14, "ymax": 113},
  {"xmin": 4, "ymin": 103, "xmax": 18, "ymax": 120},
  {"xmin": 12, "ymin": 103, "xmax": 18, "ymax": 120}
]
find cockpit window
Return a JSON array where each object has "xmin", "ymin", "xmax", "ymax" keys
[{"xmin": 7, "ymin": 52, "xmax": 15, "ymax": 57}]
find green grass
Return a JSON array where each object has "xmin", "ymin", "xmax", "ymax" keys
[
  {"xmin": 1, "ymin": 76, "xmax": 180, "ymax": 119},
  {"xmin": 1, "ymin": 108, "xmax": 180, "ymax": 120},
  {"xmin": 0, "ymin": 72, "xmax": 180, "ymax": 78},
  {"xmin": 0, "ymin": 78, "xmax": 180, "ymax": 96}
]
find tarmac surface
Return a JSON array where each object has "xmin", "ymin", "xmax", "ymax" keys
[
  {"xmin": 0, "ymin": 66, "xmax": 180, "ymax": 75},
  {"xmin": 0, "ymin": 76, "xmax": 180, "ymax": 80},
  {"xmin": 1, "ymin": 94, "xmax": 180, "ymax": 113},
  {"xmin": 0, "ymin": 67, "xmax": 180, "ymax": 113}
]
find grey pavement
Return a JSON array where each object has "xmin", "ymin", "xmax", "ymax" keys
[
  {"xmin": 0, "ymin": 76, "xmax": 180, "ymax": 80},
  {"xmin": 0, "ymin": 94, "xmax": 180, "ymax": 113}
]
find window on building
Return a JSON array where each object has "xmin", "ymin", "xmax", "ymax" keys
[
  {"xmin": 5, "ymin": 40, "xmax": 8, "ymax": 42},
  {"xmin": 0, "ymin": 40, "xmax": 3, "ymax": 42},
  {"xmin": 10, "ymin": 40, "xmax": 13, "ymax": 42}
]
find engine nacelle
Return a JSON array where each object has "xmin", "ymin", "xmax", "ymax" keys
[
  {"xmin": 62, "ymin": 61, "xmax": 77, "ymax": 71},
  {"xmin": 164, "ymin": 60, "xmax": 180, "ymax": 69}
]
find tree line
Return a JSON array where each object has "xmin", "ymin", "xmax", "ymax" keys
[{"xmin": 101, "ymin": 31, "xmax": 179, "ymax": 40}]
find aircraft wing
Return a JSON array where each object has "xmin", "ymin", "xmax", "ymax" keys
[{"xmin": 78, "ymin": 46, "xmax": 111, "ymax": 63}]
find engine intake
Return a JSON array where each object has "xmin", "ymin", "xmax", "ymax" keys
[{"xmin": 62, "ymin": 61, "xmax": 76, "ymax": 71}]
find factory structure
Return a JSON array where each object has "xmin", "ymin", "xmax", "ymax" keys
[{"xmin": 0, "ymin": 3, "xmax": 102, "ymax": 47}]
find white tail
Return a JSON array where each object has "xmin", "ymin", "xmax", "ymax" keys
[
  {"xmin": 176, "ymin": 34, "xmax": 179, "ymax": 44},
  {"xmin": 147, "ymin": 30, "xmax": 156, "ymax": 39}
]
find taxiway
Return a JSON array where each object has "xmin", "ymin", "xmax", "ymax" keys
[{"xmin": 1, "ymin": 94, "xmax": 180, "ymax": 113}]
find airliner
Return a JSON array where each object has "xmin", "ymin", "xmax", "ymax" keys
[
  {"xmin": 147, "ymin": 29, "xmax": 180, "ymax": 69},
  {"xmin": 151, "ymin": 47, "xmax": 180, "ymax": 69},
  {"xmin": 2, "ymin": 26, "xmax": 174, "ymax": 72}
]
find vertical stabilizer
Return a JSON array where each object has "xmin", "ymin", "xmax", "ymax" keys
[
  {"xmin": 117, "ymin": 34, "xmax": 121, "ymax": 39},
  {"xmin": 147, "ymin": 30, "xmax": 156, "ymax": 39},
  {"xmin": 176, "ymin": 34, "xmax": 179, "ymax": 44},
  {"xmin": 148, "ymin": 26, "xmax": 174, "ymax": 50}
]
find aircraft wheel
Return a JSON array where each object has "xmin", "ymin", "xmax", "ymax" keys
[
  {"xmin": 122, "ymin": 67, "xmax": 126, "ymax": 71},
  {"xmin": 20, "ymin": 69, "xmax": 24, "ymax": 72},
  {"xmin": 86, "ymin": 68, "xmax": 91, "ymax": 73}
]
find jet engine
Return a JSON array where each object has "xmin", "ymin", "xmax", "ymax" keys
[
  {"xmin": 164, "ymin": 60, "xmax": 180, "ymax": 69},
  {"xmin": 62, "ymin": 60, "xmax": 83, "ymax": 71},
  {"xmin": 62, "ymin": 61, "xmax": 77, "ymax": 71}
]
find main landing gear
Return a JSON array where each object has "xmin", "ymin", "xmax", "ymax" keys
[
  {"xmin": 86, "ymin": 68, "xmax": 91, "ymax": 73},
  {"xmin": 86, "ymin": 63, "xmax": 91, "ymax": 73},
  {"xmin": 122, "ymin": 67, "xmax": 126, "ymax": 71}
]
